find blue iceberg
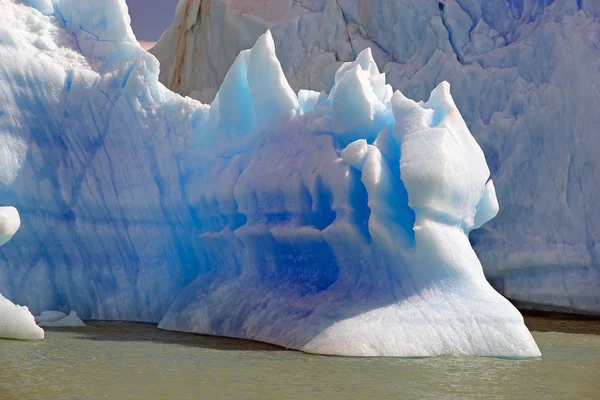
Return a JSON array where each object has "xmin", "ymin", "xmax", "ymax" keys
[
  {"xmin": 152, "ymin": 0, "xmax": 600, "ymax": 316},
  {"xmin": 0, "ymin": 0, "xmax": 539, "ymax": 356}
]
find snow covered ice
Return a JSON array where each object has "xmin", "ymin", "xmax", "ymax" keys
[
  {"xmin": 153, "ymin": 0, "xmax": 600, "ymax": 316},
  {"xmin": 0, "ymin": 0, "xmax": 540, "ymax": 356}
]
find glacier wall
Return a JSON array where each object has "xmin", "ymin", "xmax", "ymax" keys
[
  {"xmin": 0, "ymin": 0, "xmax": 541, "ymax": 356},
  {"xmin": 152, "ymin": 0, "xmax": 600, "ymax": 315}
]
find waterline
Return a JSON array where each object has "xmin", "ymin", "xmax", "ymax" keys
[{"xmin": 0, "ymin": 319, "xmax": 598, "ymax": 399}]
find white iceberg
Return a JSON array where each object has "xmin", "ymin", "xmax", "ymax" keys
[{"xmin": 0, "ymin": 294, "xmax": 44, "ymax": 340}]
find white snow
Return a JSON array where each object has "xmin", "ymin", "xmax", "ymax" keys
[
  {"xmin": 152, "ymin": 0, "xmax": 600, "ymax": 316},
  {"xmin": 0, "ymin": 0, "xmax": 541, "ymax": 356}
]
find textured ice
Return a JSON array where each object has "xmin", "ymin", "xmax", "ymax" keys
[
  {"xmin": 0, "ymin": 206, "xmax": 44, "ymax": 340},
  {"xmin": 0, "ymin": 0, "xmax": 540, "ymax": 356},
  {"xmin": 153, "ymin": 0, "xmax": 600, "ymax": 315}
]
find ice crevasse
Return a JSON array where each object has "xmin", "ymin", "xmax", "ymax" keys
[{"xmin": 0, "ymin": 0, "xmax": 540, "ymax": 356}]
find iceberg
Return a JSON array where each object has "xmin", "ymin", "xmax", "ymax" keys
[
  {"xmin": 0, "ymin": 0, "xmax": 540, "ymax": 356},
  {"xmin": 0, "ymin": 293, "xmax": 44, "ymax": 339},
  {"xmin": 152, "ymin": 0, "xmax": 600, "ymax": 315},
  {"xmin": 34, "ymin": 310, "xmax": 68, "ymax": 324},
  {"xmin": 36, "ymin": 310, "xmax": 85, "ymax": 327}
]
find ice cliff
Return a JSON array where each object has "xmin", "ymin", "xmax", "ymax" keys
[
  {"xmin": 152, "ymin": 0, "xmax": 600, "ymax": 315},
  {"xmin": 0, "ymin": 0, "xmax": 540, "ymax": 356}
]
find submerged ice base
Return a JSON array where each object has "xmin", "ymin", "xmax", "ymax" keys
[{"xmin": 0, "ymin": 0, "xmax": 539, "ymax": 356}]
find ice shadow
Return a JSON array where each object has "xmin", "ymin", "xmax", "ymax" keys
[
  {"xmin": 43, "ymin": 321, "xmax": 287, "ymax": 352},
  {"xmin": 522, "ymin": 311, "xmax": 600, "ymax": 336}
]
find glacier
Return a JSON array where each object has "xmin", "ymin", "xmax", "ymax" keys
[
  {"xmin": 152, "ymin": 0, "xmax": 600, "ymax": 315},
  {"xmin": 0, "ymin": 0, "xmax": 540, "ymax": 356}
]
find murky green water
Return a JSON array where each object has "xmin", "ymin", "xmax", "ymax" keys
[{"xmin": 1, "ymin": 319, "xmax": 598, "ymax": 399}]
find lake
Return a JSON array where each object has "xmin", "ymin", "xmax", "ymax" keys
[{"xmin": 1, "ymin": 316, "xmax": 598, "ymax": 399}]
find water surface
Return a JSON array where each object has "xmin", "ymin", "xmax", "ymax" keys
[{"xmin": 1, "ymin": 318, "xmax": 598, "ymax": 399}]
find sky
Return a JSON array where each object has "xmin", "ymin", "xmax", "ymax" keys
[{"xmin": 126, "ymin": 0, "xmax": 180, "ymax": 43}]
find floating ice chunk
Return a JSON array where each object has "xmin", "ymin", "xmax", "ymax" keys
[
  {"xmin": 0, "ymin": 294, "xmax": 44, "ymax": 340},
  {"xmin": 37, "ymin": 311, "xmax": 85, "ymax": 327},
  {"xmin": 34, "ymin": 310, "xmax": 67, "ymax": 324}
]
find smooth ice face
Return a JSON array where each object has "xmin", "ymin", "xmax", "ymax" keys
[
  {"xmin": 0, "ymin": 0, "xmax": 539, "ymax": 356},
  {"xmin": 153, "ymin": 0, "xmax": 600, "ymax": 316}
]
